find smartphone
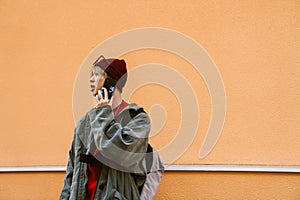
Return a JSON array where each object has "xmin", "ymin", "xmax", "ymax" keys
[{"xmin": 101, "ymin": 77, "xmax": 117, "ymax": 100}]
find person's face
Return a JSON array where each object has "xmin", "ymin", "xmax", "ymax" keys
[{"xmin": 90, "ymin": 66, "xmax": 106, "ymax": 96}]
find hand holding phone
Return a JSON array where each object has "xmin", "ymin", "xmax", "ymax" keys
[
  {"xmin": 101, "ymin": 77, "xmax": 117, "ymax": 100},
  {"xmin": 95, "ymin": 77, "xmax": 117, "ymax": 108}
]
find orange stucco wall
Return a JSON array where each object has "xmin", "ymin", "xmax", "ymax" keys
[
  {"xmin": 1, "ymin": 171, "xmax": 300, "ymax": 199},
  {"xmin": 0, "ymin": 0, "xmax": 299, "ymax": 199}
]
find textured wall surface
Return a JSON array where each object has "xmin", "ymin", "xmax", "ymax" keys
[
  {"xmin": 0, "ymin": 0, "xmax": 299, "ymax": 199},
  {"xmin": 0, "ymin": 171, "xmax": 300, "ymax": 199}
]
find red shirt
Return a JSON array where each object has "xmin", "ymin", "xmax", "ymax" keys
[
  {"xmin": 113, "ymin": 100, "xmax": 129, "ymax": 117},
  {"xmin": 85, "ymin": 100, "xmax": 128, "ymax": 200}
]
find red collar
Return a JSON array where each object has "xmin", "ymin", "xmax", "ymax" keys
[{"xmin": 113, "ymin": 100, "xmax": 128, "ymax": 116}]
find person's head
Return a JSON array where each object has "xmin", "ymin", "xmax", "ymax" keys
[{"xmin": 90, "ymin": 56, "xmax": 127, "ymax": 96}]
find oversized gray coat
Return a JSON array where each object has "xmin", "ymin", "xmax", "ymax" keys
[{"xmin": 60, "ymin": 104, "xmax": 164, "ymax": 200}]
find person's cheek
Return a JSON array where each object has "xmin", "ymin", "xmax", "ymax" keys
[{"xmin": 96, "ymin": 77, "xmax": 101, "ymax": 89}]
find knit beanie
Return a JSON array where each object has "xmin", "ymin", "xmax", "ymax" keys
[{"xmin": 94, "ymin": 58, "xmax": 127, "ymax": 92}]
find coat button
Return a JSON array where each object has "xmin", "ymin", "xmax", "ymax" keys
[{"xmin": 99, "ymin": 183, "xmax": 105, "ymax": 190}]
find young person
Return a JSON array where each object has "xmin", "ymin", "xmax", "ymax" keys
[{"xmin": 60, "ymin": 56, "xmax": 164, "ymax": 200}]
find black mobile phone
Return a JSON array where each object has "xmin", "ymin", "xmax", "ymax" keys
[{"xmin": 101, "ymin": 77, "xmax": 117, "ymax": 100}]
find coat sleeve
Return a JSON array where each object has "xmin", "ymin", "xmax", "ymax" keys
[
  {"xmin": 140, "ymin": 170, "xmax": 164, "ymax": 200},
  {"xmin": 87, "ymin": 105, "xmax": 150, "ymax": 172},
  {"xmin": 59, "ymin": 133, "xmax": 75, "ymax": 200}
]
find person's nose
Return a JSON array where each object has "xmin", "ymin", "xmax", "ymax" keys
[{"xmin": 90, "ymin": 76, "xmax": 95, "ymax": 83}]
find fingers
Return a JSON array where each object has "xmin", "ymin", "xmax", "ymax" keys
[
  {"xmin": 103, "ymin": 87, "xmax": 108, "ymax": 101},
  {"xmin": 95, "ymin": 88, "xmax": 109, "ymax": 108},
  {"xmin": 95, "ymin": 90, "xmax": 102, "ymax": 105},
  {"xmin": 95, "ymin": 94, "xmax": 99, "ymax": 104},
  {"xmin": 97, "ymin": 89, "xmax": 103, "ymax": 100}
]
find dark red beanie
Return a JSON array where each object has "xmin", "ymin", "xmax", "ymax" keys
[{"xmin": 95, "ymin": 58, "xmax": 127, "ymax": 92}]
